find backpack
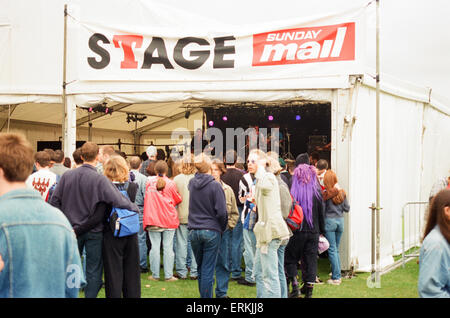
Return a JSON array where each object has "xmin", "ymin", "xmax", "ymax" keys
[
  {"xmin": 108, "ymin": 182, "xmax": 140, "ymax": 238},
  {"xmin": 243, "ymin": 201, "xmax": 257, "ymax": 231},
  {"xmin": 286, "ymin": 195, "xmax": 304, "ymax": 231}
]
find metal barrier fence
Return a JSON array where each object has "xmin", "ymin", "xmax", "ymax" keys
[{"xmin": 401, "ymin": 201, "xmax": 428, "ymax": 268}]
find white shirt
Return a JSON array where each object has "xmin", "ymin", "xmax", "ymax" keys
[
  {"xmin": 25, "ymin": 168, "xmax": 57, "ymax": 201},
  {"xmin": 317, "ymin": 170, "xmax": 326, "ymax": 187}
]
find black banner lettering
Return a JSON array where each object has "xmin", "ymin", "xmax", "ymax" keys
[
  {"xmin": 174, "ymin": 37, "xmax": 210, "ymax": 70},
  {"xmin": 141, "ymin": 37, "xmax": 174, "ymax": 69},
  {"xmin": 213, "ymin": 36, "xmax": 235, "ymax": 69},
  {"xmin": 87, "ymin": 33, "xmax": 110, "ymax": 69}
]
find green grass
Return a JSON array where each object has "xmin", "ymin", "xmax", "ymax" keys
[
  {"xmin": 312, "ymin": 257, "xmax": 419, "ymax": 298},
  {"xmin": 393, "ymin": 246, "xmax": 421, "ymax": 262},
  {"xmin": 82, "ymin": 256, "xmax": 419, "ymax": 298}
]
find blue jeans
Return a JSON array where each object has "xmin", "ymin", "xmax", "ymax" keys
[
  {"xmin": 77, "ymin": 231, "xmax": 103, "ymax": 298},
  {"xmin": 189, "ymin": 229, "xmax": 221, "ymax": 298},
  {"xmin": 82, "ymin": 247, "xmax": 87, "ymax": 281},
  {"xmin": 148, "ymin": 230, "xmax": 175, "ymax": 279},
  {"xmin": 230, "ymin": 206, "xmax": 244, "ymax": 279},
  {"xmin": 215, "ymin": 228, "xmax": 232, "ymax": 298},
  {"xmin": 138, "ymin": 212, "xmax": 148, "ymax": 269},
  {"xmin": 253, "ymin": 239, "xmax": 282, "ymax": 298},
  {"xmin": 324, "ymin": 217, "xmax": 344, "ymax": 280},
  {"xmin": 278, "ymin": 244, "xmax": 288, "ymax": 298},
  {"xmin": 243, "ymin": 228, "xmax": 257, "ymax": 283},
  {"xmin": 187, "ymin": 237, "xmax": 193, "ymax": 268},
  {"xmin": 175, "ymin": 224, "xmax": 198, "ymax": 278}
]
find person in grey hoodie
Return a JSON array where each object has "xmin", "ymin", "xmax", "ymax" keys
[
  {"xmin": 188, "ymin": 154, "xmax": 228, "ymax": 298},
  {"xmin": 49, "ymin": 150, "xmax": 70, "ymax": 177},
  {"xmin": 267, "ymin": 151, "xmax": 293, "ymax": 298}
]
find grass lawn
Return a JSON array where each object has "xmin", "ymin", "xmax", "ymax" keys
[
  {"xmin": 87, "ymin": 256, "xmax": 419, "ymax": 298},
  {"xmin": 313, "ymin": 257, "xmax": 419, "ymax": 298}
]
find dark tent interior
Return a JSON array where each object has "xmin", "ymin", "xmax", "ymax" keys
[{"xmin": 203, "ymin": 102, "xmax": 331, "ymax": 163}]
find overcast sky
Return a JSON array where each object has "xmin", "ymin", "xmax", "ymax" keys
[
  {"xmin": 380, "ymin": 0, "xmax": 450, "ymax": 97},
  {"xmin": 159, "ymin": 0, "xmax": 450, "ymax": 99}
]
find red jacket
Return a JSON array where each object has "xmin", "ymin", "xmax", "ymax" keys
[{"xmin": 143, "ymin": 176, "xmax": 182, "ymax": 229}]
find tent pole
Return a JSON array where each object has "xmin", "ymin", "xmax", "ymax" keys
[
  {"xmin": 371, "ymin": 203, "xmax": 376, "ymax": 282},
  {"xmin": 134, "ymin": 120, "xmax": 138, "ymax": 154},
  {"xmin": 88, "ymin": 114, "xmax": 92, "ymax": 142},
  {"xmin": 7, "ymin": 104, "xmax": 11, "ymax": 132},
  {"xmin": 62, "ymin": 4, "xmax": 68, "ymax": 151},
  {"xmin": 375, "ymin": 0, "xmax": 381, "ymax": 284}
]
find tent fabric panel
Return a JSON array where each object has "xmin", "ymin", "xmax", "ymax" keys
[
  {"xmin": 348, "ymin": 85, "xmax": 425, "ymax": 271},
  {"xmin": 420, "ymin": 104, "xmax": 450, "ymax": 202}
]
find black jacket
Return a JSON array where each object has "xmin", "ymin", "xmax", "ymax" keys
[
  {"xmin": 299, "ymin": 190, "xmax": 325, "ymax": 234},
  {"xmin": 221, "ymin": 167, "xmax": 244, "ymax": 207},
  {"xmin": 49, "ymin": 164, "xmax": 139, "ymax": 233},
  {"xmin": 74, "ymin": 182, "xmax": 138, "ymax": 237},
  {"xmin": 280, "ymin": 171, "xmax": 292, "ymax": 190}
]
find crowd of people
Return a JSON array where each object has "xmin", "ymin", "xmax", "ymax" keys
[{"xmin": 0, "ymin": 132, "xmax": 448, "ymax": 298}]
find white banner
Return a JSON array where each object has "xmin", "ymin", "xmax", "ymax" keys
[
  {"xmin": 0, "ymin": 22, "xmax": 11, "ymax": 91},
  {"xmin": 74, "ymin": 4, "xmax": 367, "ymax": 82}
]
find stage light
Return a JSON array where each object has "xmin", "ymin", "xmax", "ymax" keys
[
  {"xmin": 88, "ymin": 104, "xmax": 113, "ymax": 115},
  {"xmin": 208, "ymin": 120, "xmax": 214, "ymax": 126},
  {"xmin": 222, "ymin": 116, "xmax": 228, "ymax": 121},
  {"xmin": 296, "ymin": 115, "xmax": 301, "ymax": 120},
  {"xmin": 268, "ymin": 115, "xmax": 274, "ymax": 121}
]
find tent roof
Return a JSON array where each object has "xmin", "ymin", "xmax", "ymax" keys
[
  {"xmin": 1, "ymin": 0, "xmax": 449, "ymax": 130},
  {"xmin": 2, "ymin": 0, "xmax": 450, "ymax": 100},
  {"xmin": 0, "ymin": 100, "xmax": 206, "ymax": 132}
]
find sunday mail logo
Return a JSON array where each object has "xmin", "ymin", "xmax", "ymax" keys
[{"xmin": 252, "ymin": 22, "xmax": 355, "ymax": 66}]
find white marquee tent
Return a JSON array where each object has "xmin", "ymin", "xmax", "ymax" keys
[{"xmin": 1, "ymin": 0, "xmax": 450, "ymax": 274}]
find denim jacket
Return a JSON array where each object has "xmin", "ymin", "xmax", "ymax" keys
[
  {"xmin": 0, "ymin": 189, "xmax": 85, "ymax": 298},
  {"xmin": 418, "ymin": 225, "xmax": 450, "ymax": 298}
]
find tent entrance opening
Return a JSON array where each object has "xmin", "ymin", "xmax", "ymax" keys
[{"xmin": 203, "ymin": 102, "xmax": 331, "ymax": 163}]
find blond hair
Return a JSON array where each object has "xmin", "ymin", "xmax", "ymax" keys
[
  {"xmin": 266, "ymin": 151, "xmax": 282, "ymax": 175},
  {"xmin": 194, "ymin": 153, "xmax": 212, "ymax": 174},
  {"xmin": 104, "ymin": 155, "xmax": 129, "ymax": 182},
  {"xmin": 171, "ymin": 160, "xmax": 182, "ymax": 178},
  {"xmin": 180, "ymin": 154, "xmax": 196, "ymax": 175},
  {"xmin": 249, "ymin": 149, "xmax": 267, "ymax": 160},
  {"xmin": 249, "ymin": 149, "xmax": 268, "ymax": 168}
]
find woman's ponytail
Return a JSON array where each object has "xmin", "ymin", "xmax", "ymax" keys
[
  {"xmin": 156, "ymin": 173, "xmax": 166, "ymax": 191},
  {"xmin": 154, "ymin": 160, "xmax": 169, "ymax": 191}
]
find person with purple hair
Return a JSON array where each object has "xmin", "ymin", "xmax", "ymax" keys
[{"xmin": 284, "ymin": 162, "xmax": 325, "ymax": 298}]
